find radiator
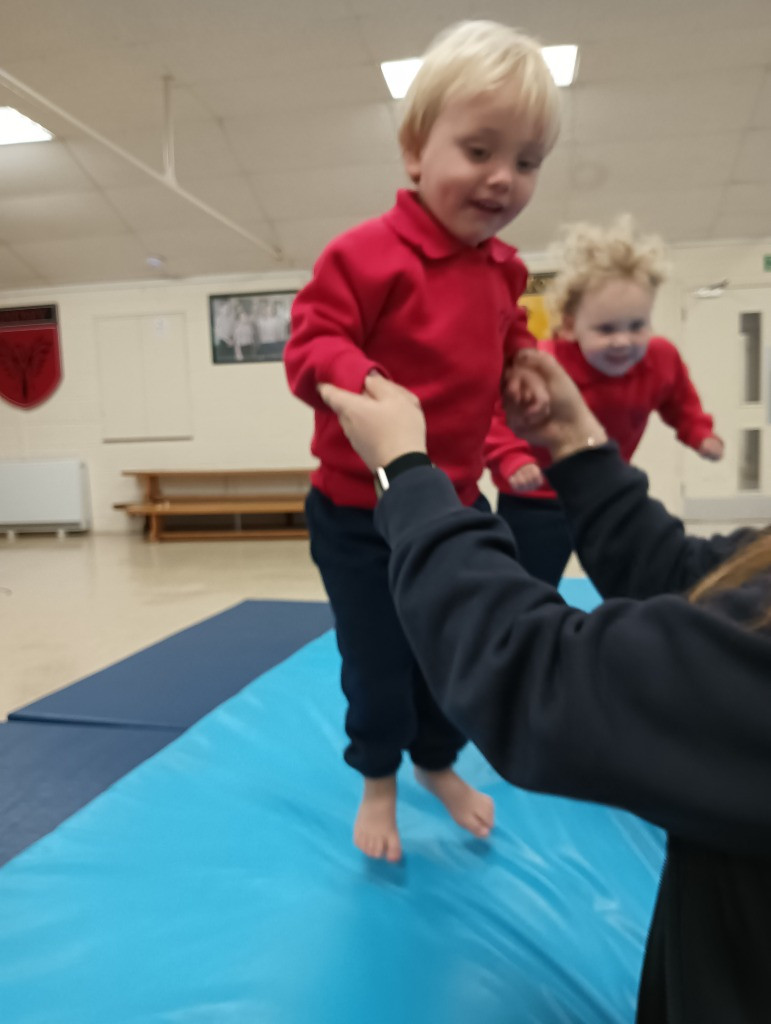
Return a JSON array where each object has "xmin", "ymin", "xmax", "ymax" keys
[{"xmin": 0, "ymin": 458, "xmax": 91, "ymax": 535}]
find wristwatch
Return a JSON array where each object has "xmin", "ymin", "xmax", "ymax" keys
[{"xmin": 374, "ymin": 452, "xmax": 433, "ymax": 499}]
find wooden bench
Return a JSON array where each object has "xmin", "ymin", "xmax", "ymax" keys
[{"xmin": 116, "ymin": 468, "xmax": 312, "ymax": 541}]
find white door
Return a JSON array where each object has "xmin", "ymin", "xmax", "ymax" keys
[{"xmin": 681, "ymin": 287, "xmax": 771, "ymax": 521}]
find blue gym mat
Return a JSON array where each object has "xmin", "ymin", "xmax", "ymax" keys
[
  {"xmin": 0, "ymin": 721, "xmax": 179, "ymax": 866},
  {"xmin": 1, "ymin": 600, "xmax": 331, "ymax": 863},
  {"xmin": 9, "ymin": 599, "xmax": 333, "ymax": 729},
  {"xmin": 0, "ymin": 580, "xmax": 665, "ymax": 1024}
]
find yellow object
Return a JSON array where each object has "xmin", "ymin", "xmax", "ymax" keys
[{"xmin": 518, "ymin": 294, "xmax": 551, "ymax": 341}]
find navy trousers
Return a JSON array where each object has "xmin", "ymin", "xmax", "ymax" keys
[
  {"xmin": 306, "ymin": 486, "xmax": 480, "ymax": 778},
  {"xmin": 496, "ymin": 492, "xmax": 574, "ymax": 588}
]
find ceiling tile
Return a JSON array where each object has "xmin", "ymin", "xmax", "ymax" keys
[
  {"xmin": 577, "ymin": 28, "xmax": 771, "ymax": 84},
  {"xmin": 748, "ymin": 72, "xmax": 771, "ymax": 128},
  {"xmin": 251, "ymin": 162, "xmax": 405, "ymax": 222},
  {"xmin": 574, "ymin": 69, "xmax": 765, "ymax": 144},
  {"xmin": 66, "ymin": 138, "xmax": 163, "ymax": 188},
  {"xmin": 223, "ymin": 103, "xmax": 398, "ymax": 172},
  {"xmin": 709, "ymin": 211, "xmax": 771, "ymax": 240},
  {"xmin": 132, "ymin": 226, "xmax": 279, "ymax": 278},
  {"xmin": 721, "ymin": 183, "xmax": 771, "ymax": 216},
  {"xmin": 0, "ymin": 192, "xmax": 129, "ymax": 243},
  {"xmin": 190, "ymin": 66, "xmax": 388, "ymax": 120},
  {"xmin": 0, "ymin": 1, "xmax": 768, "ymax": 285},
  {"xmin": 103, "ymin": 183, "xmax": 235, "ymax": 232},
  {"xmin": 732, "ymin": 130, "xmax": 771, "ymax": 182},
  {"xmin": 569, "ymin": 133, "xmax": 741, "ymax": 194},
  {"xmin": 0, "ymin": 246, "xmax": 48, "ymax": 289},
  {"xmin": 13, "ymin": 235, "xmax": 149, "ymax": 286},
  {"xmin": 0, "ymin": 142, "xmax": 95, "ymax": 196},
  {"xmin": 273, "ymin": 216, "xmax": 365, "ymax": 269},
  {"xmin": 564, "ymin": 187, "xmax": 724, "ymax": 244}
]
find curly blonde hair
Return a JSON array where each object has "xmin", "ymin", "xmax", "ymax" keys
[
  {"xmin": 398, "ymin": 20, "xmax": 561, "ymax": 158},
  {"xmin": 547, "ymin": 216, "xmax": 670, "ymax": 333}
]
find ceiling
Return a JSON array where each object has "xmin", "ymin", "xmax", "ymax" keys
[{"xmin": 1, "ymin": 0, "xmax": 770, "ymax": 290}]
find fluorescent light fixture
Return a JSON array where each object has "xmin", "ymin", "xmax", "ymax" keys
[
  {"xmin": 380, "ymin": 59, "xmax": 423, "ymax": 100},
  {"xmin": 541, "ymin": 45, "xmax": 579, "ymax": 87},
  {"xmin": 0, "ymin": 106, "xmax": 53, "ymax": 145},
  {"xmin": 380, "ymin": 45, "xmax": 579, "ymax": 99}
]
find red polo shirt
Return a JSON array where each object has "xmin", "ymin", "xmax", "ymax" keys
[
  {"xmin": 485, "ymin": 336, "xmax": 717, "ymax": 500},
  {"xmin": 285, "ymin": 189, "xmax": 534, "ymax": 508}
]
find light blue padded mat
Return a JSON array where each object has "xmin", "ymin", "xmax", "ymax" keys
[{"xmin": 0, "ymin": 578, "xmax": 665, "ymax": 1024}]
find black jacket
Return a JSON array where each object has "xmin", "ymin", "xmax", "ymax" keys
[{"xmin": 375, "ymin": 443, "xmax": 771, "ymax": 1022}]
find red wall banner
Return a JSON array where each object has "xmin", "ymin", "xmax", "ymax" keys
[{"xmin": 0, "ymin": 306, "xmax": 61, "ymax": 409}]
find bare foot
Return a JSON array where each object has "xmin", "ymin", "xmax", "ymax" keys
[
  {"xmin": 414, "ymin": 767, "xmax": 494, "ymax": 839},
  {"xmin": 354, "ymin": 775, "xmax": 402, "ymax": 862}
]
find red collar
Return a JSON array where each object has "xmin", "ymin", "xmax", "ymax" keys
[
  {"xmin": 385, "ymin": 189, "xmax": 517, "ymax": 264},
  {"xmin": 550, "ymin": 337, "xmax": 652, "ymax": 386}
]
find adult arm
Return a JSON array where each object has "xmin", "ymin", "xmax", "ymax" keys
[
  {"xmin": 548, "ymin": 445, "xmax": 752, "ymax": 597},
  {"xmin": 376, "ymin": 461, "xmax": 771, "ymax": 855},
  {"xmin": 319, "ymin": 372, "xmax": 771, "ymax": 853}
]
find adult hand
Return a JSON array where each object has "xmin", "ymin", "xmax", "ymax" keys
[
  {"xmin": 504, "ymin": 349, "xmax": 608, "ymax": 462},
  {"xmin": 318, "ymin": 373, "xmax": 427, "ymax": 471}
]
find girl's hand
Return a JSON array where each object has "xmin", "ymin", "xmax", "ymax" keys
[
  {"xmin": 699, "ymin": 436, "xmax": 724, "ymax": 461},
  {"xmin": 508, "ymin": 464, "xmax": 545, "ymax": 492},
  {"xmin": 318, "ymin": 374, "xmax": 426, "ymax": 471}
]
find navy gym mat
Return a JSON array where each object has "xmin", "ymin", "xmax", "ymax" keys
[
  {"xmin": 0, "ymin": 581, "xmax": 665, "ymax": 1023},
  {"xmin": 9, "ymin": 599, "xmax": 333, "ymax": 729},
  {"xmin": 0, "ymin": 720, "xmax": 179, "ymax": 867}
]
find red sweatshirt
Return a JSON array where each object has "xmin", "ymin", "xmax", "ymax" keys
[
  {"xmin": 485, "ymin": 336, "xmax": 716, "ymax": 501},
  {"xmin": 284, "ymin": 189, "xmax": 534, "ymax": 508}
]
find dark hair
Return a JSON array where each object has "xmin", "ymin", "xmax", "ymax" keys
[{"xmin": 689, "ymin": 531, "xmax": 771, "ymax": 630}]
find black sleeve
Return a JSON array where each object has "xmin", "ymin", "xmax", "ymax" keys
[
  {"xmin": 375, "ymin": 464, "xmax": 771, "ymax": 856},
  {"xmin": 546, "ymin": 443, "xmax": 756, "ymax": 598}
]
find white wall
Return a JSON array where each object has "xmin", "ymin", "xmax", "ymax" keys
[
  {"xmin": 0, "ymin": 271, "xmax": 312, "ymax": 532},
  {"xmin": 1, "ymin": 237, "xmax": 769, "ymax": 533}
]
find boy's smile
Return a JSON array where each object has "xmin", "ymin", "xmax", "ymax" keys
[{"xmin": 403, "ymin": 85, "xmax": 547, "ymax": 247}]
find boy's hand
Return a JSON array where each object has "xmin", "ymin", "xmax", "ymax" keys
[
  {"xmin": 699, "ymin": 436, "xmax": 724, "ymax": 461},
  {"xmin": 504, "ymin": 349, "xmax": 607, "ymax": 462},
  {"xmin": 506, "ymin": 363, "xmax": 550, "ymax": 425},
  {"xmin": 318, "ymin": 374, "xmax": 426, "ymax": 471},
  {"xmin": 508, "ymin": 464, "xmax": 544, "ymax": 492}
]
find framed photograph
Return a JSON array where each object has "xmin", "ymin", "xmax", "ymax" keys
[{"xmin": 209, "ymin": 290, "xmax": 296, "ymax": 364}]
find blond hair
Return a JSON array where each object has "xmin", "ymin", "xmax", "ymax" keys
[
  {"xmin": 398, "ymin": 21, "xmax": 561, "ymax": 157},
  {"xmin": 547, "ymin": 216, "xmax": 670, "ymax": 333}
]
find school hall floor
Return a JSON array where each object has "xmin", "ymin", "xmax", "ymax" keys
[
  {"xmin": 0, "ymin": 521, "xmax": 731, "ymax": 723},
  {"xmin": 1, "ymin": 532, "xmax": 327, "ymax": 723}
]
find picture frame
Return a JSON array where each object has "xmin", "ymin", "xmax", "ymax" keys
[{"xmin": 209, "ymin": 290, "xmax": 297, "ymax": 364}]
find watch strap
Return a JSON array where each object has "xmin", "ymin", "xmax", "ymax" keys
[{"xmin": 374, "ymin": 452, "xmax": 432, "ymax": 496}]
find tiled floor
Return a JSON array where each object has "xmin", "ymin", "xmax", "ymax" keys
[{"xmin": 0, "ymin": 532, "xmax": 326, "ymax": 722}]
